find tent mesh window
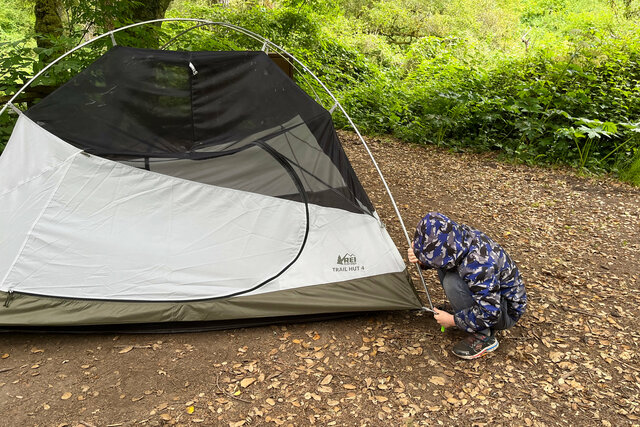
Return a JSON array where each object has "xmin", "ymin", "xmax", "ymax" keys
[{"xmin": 25, "ymin": 46, "xmax": 374, "ymax": 215}]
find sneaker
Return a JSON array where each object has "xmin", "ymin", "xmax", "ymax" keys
[{"xmin": 452, "ymin": 333, "xmax": 499, "ymax": 359}]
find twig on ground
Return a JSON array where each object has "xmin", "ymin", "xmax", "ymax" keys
[
  {"xmin": 562, "ymin": 306, "xmax": 600, "ymax": 318},
  {"xmin": 216, "ymin": 373, "xmax": 251, "ymax": 403},
  {"xmin": 610, "ymin": 356, "xmax": 640, "ymax": 373},
  {"xmin": 385, "ymin": 355, "xmax": 397, "ymax": 370},
  {"xmin": 113, "ymin": 345, "xmax": 152, "ymax": 349},
  {"xmin": 560, "ymin": 368, "xmax": 579, "ymax": 380}
]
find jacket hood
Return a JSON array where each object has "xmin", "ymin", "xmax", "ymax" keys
[{"xmin": 412, "ymin": 212, "xmax": 471, "ymax": 270}]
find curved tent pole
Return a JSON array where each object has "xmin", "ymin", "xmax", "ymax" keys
[
  {"xmin": 0, "ymin": 18, "xmax": 434, "ymax": 310},
  {"xmin": 159, "ymin": 22, "xmax": 211, "ymax": 50}
]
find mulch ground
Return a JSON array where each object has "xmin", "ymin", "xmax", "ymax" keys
[{"xmin": 1, "ymin": 132, "xmax": 639, "ymax": 427}]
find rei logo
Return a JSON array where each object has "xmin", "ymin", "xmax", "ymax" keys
[{"xmin": 336, "ymin": 253, "xmax": 357, "ymax": 265}]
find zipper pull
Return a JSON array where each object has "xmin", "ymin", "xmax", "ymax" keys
[
  {"xmin": 188, "ymin": 62, "xmax": 198, "ymax": 76},
  {"xmin": 4, "ymin": 290, "xmax": 14, "ymax": 308}
]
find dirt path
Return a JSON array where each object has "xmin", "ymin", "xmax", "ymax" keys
[{"xmin": 1, "ymin": 133, "xmax": 639, "ymax": 426}]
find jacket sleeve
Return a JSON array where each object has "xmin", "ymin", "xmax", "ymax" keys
[{"xmin": 453, "ymin": 258, "xmax": 503, "ymax": 333}]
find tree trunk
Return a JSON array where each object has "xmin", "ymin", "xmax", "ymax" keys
[
  {"xmin": 116, "ymin": 0, "xmax": 173, "ymax": 48},
  {"xmin": 34, "ymin": 0, "xmax": 63, "ymax": 49},
  {"xmin": 130, "ymin": 0, "xmax": 173, "ymax": 23}
]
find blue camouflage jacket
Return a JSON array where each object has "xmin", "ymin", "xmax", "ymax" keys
[{"xmin": 412, "ymin": 212, "xmax": 527, "ymax": 333}]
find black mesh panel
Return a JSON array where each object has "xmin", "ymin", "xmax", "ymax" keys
[{"xmin": 26, "ymin": 46, "xmax": 374, "ymax": 214}]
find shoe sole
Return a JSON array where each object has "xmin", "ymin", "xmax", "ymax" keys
[{"xmin": 454, "ymin": 340, "xmax": 499, "ymax": 360}]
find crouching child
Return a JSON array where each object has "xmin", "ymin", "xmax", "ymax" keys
[{"xmin": 408, "ymin": 212, "xmax": 527, "ymax": 359}]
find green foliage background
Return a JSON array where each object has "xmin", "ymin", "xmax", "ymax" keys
[{"xmin": 1, "ymin": 0, "xmax": 639, "ymax": 184}]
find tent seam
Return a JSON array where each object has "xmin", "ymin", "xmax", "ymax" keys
[
  {"xmin": 0, "ymin": 154, "xmax": 79, "ymax": 291},
  {"xmin": 0, "ymin": 154, "xmax": 80, "ymax": 198},
  {"xmin": 0, "ymin": 115, "xmax": 82, "ymax": 198},
  {"xmin": 189, "ymin": 52, "xmax": 197, "ymax": 150}
]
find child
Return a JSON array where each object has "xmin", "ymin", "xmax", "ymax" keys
[{"xmin": 407, "ymin": 212, "xmax": 527, "ymax": 359}]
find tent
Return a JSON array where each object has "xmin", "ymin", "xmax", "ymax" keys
[{"xmin": 0, "ymin": 21, "xmax": 425, "ymax": 331}]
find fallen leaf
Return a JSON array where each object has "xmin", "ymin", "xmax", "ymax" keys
[
  {"xmin": 549, "ymin": 351, "xmax": 563, "ymax": 363},
  {"xmin": 320, "ymin": 374, "xmax": 333, "ymax": 385},
  {"xmin": 429, "ymin": 376, "xmax": 446, "ymax": 386},
  {"xmin": 118, "ymin": 346, "xmax": 134, "ymax": 354},
  {"xmin": 186, "ymin": 406, "xmax": 195, "ymax": 414},
  {"xmin": 61, "ymin": 392, "xmax": 72, "ymax": 400},
  {"xmin": 30, "ymin": 348, "xmax": 44, "ymax": 354},
  {"xmin": 240, "ymin": 378, "xmax": 255, "ymax": 388},
  {"xmin": 558, "ymin": 361, "xmax": 577, "ymax": 370}
]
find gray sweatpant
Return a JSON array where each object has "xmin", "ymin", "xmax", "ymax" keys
[{"xmin": 437, "ymin": 269, "xmax": 516, "ymax": 335}]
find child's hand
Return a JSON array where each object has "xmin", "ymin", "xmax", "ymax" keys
[
  {"xmin": 433, "ymin": 309, "xmax": 456, "ymax": 329},
  {"xmin": 407, "ymin": 243, "xmax": 419, "ymax": 264}
]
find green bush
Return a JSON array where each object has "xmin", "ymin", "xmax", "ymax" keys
[
  {"xmin": 1, "ymin": 0, "xmax": 639, "ymax": 184},
  {"xmin": 619, "ymin": 150, "xmax": 640, "ymax": 185}
]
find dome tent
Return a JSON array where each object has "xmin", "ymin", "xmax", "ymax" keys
[{"xmin": 0, "ymin": 20, "xmax": 429, "ymax": 331}]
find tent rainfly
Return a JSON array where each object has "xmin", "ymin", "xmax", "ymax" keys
[{"xmin": 0, "ymin": 27, "xmax": 423, "ymax": 331}]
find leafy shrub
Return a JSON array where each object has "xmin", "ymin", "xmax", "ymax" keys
[{"xmin": 1, "ymin": 0, "xmax": 639, "ymax": 184}]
